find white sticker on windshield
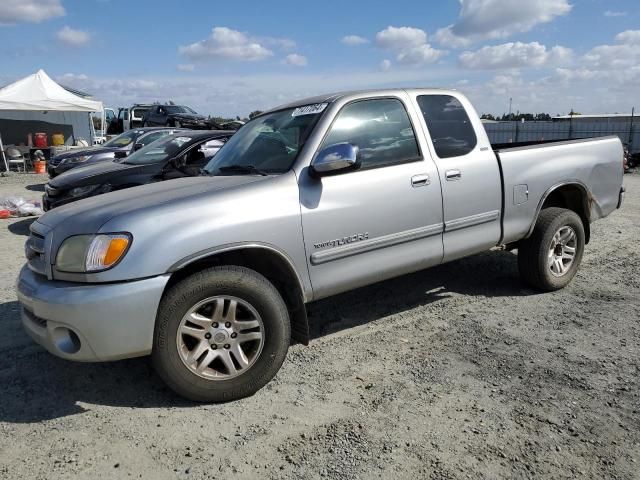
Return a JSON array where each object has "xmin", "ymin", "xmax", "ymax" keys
[{"xmin": 292, "ymin": 103, "xmax": 328, "ymax": 117}]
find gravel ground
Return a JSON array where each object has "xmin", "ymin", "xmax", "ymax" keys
[{"xmin": 0, "ymin": 172, "xmax": 638, "ymax": 480}]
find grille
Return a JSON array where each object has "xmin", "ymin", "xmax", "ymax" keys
[{"xmin": 25, "ymin": 231, "xmax": 47, "ymax": 276}]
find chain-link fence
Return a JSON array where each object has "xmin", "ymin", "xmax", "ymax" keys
[{"xmin": 484, "ymin": 119, "xmax": 639, "ymax": 153}]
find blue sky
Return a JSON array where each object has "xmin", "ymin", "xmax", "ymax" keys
[{"xmin": 0, "ymin": 0, "xmax": 638, "ymax": 117}]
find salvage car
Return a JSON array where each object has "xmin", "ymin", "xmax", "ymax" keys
[
  {"xmin": 142, "ymin": 104, "xmax": 219, "ymax": 129},
  {"xmin": 48, "ymin": 127, "xmax": 184, "ymax": 177},
  {"xmin": 43, "ymin": 131, "xmax": 232, "ymax": 210},
  {"xmin": 18, "ymin": 89, "xmax": 625, "ymax": 402}
]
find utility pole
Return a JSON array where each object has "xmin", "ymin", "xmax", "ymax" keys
[{"xmin": 508, "ymin": 97, "xmax": 513, "ymax": 119}]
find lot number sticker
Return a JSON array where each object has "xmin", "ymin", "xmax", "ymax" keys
[{"xmin": 292, "ymin": 103, "xmax": 328, "ymax": 117}]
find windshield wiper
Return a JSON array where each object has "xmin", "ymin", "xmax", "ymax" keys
[{"xmin": 217, "ymin": 165, "xmax": 269, "ymax": 176}]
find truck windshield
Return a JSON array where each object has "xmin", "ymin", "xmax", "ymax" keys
[
  {"xmin": 204, "ymin": 106, "xmax": 325, "ymax": 175},
  {"xmin": 123, "ymin": 135, "xmax": 193, "ymax": 165}
]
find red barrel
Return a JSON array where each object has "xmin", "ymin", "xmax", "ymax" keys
[{"xmin": 34, "ymin": 133, "xmax": 48, "ymax": 148}]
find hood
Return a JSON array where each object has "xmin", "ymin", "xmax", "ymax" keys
[
  {"xmin": 49, "ymin": 159, "xmax": 145, "ymax": 189},
  {"xmin": 50, "ymin": 146, "xmax": 121, "ymax": 164},
  {"xmin": 170, "ymin": 113, "xmax": 207, "ymax": 122},
  {"xmin": 38, "ymin": 175, "xmax": 268, "ymax": 235}
]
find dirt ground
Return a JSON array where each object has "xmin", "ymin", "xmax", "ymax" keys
[{"xmin": 0, "ymin": 172, "xmax": 638, "ymax": 480}]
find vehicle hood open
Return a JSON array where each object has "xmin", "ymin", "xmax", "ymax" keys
[{"xmin": 170, "ymin": 113, "xmax": 208, "ymax": 122}]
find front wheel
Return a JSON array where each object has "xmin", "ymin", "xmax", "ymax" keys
[
  {"xmin": 152, "ymin": 266, "xmax": 290, "ymax": 402},
  {"xmin": 518, "ymin": 207, "xmax": 585, "ymax": 291}
]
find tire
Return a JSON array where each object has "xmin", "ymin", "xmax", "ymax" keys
[
  {"xmin": 143, "ymin": 122, "xmax": 148, "ymax": 127},
  {"xmin": 518, "ymin": 207, "xmax": 585, "ymax": 291},
  {"xmin": 152, "ymin": 266, "xmax": 290, "ymax": 402}
]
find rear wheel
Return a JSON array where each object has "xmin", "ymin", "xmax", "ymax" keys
[
  {"xmin": 152, "ymin": 266, "xmax": 290, "ymax": 402},
  {"xmin": 518, "ymin": 207, "xmax": 585, "ymax": 291}
]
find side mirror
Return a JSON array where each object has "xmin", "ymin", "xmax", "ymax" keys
[
  {"xmin": 133, "ymin": 143, "xmax": 144, "ymax": 151},
  {"xmin": 310, "ymin": 143, "xmax": 359, "ymax": 177}
]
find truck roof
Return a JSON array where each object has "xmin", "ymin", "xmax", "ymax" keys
[{"xmin": 269, "ymin": 88, "xmax": 460, "ymax": 112}]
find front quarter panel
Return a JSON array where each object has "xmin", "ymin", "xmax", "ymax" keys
[{"xmin": 91, "ymin": 172, "xmax": 313, "ymax": 297}]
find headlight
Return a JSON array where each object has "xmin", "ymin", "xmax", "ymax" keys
[
  {"xmin": 56, "ymin": 233, "xmax": 132, "ymax": 273},
  {"xmin": 69, "ymin": 184, "xmax": 100, "ymax": 197},
  {"xmin": 62, "ymin": 155, "xmax": 90, "ymax": 164}
]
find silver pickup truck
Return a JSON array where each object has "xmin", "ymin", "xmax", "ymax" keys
[{"xmin": 17, "ymin": 89, "xmax": 625, "ymax": 402}]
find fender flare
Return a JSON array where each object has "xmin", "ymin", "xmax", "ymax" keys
[{"xmin": 525, "ymin": 180, "xmax": 592, "ymax": 240}]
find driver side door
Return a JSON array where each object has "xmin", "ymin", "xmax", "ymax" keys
[{"xmin": 299, "ymin": 96, "xmax": 444, "ymax": 299}]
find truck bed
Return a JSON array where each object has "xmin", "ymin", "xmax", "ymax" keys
[{"xmin": 493, "ymin": 136, "xmax": 624, "ymax": 245}]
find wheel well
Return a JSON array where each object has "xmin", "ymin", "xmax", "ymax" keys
[
  {"xmin": 539, "ymin": 184, "xmax": 591, "ymax": 243},
  {"xmin": 165, "ymin": 248, "xmax": 310, "ymax": 345}
]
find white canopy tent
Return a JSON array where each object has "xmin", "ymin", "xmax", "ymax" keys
[{"xmin": 0, "ymin": 69, "xmax": 103, "ymax": 170}]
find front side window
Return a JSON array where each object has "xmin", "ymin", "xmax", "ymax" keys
[
  {"xmin": 320, "ymin": 98, "xmax": 420, "ymax": 170},
  {"xmin": 417, "ymin": 95, "xmax": 477, "ymax": 158}
]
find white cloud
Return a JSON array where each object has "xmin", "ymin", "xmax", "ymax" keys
[
  {"xmin": 604, "ymin": 11, "xmax": 626, "ymax": 17},
  {"xmin": 0, "ymin": 0, "xmax": 64, "ymax": 25},
  {"xmin": 56, "ymin": 26, "xmax": 91, "ymax": 47},
  {"xmin": 283, "ymin": 53, "xmax": 308, "ymax": 66},
  {"xmin": 459, "ymin": 42, "xmax": 571, "ymax": 69},
  {"xmin": 58, "ymin": 73, "xmax": 88, "ymax": 82},
  {"xmin": 397, "ymin": 44, "xmax": 446, "ymax": 65},
  {"xmin": 615, "ymin": 30, "xmax": 640, "ymax": 45},
  {"xmin": 342, "ymin": 35, "xmax": 369, "ymax": 46},
  {"xmin": 261, "ymin": 36, "xmax": 296, "ymax": 50},
  {"xmin": 376, "ymin": 26, "xmax": 427, "ymax": 50},
  {"xmin": 375, "ymin": 26, "xmax": 446, "ymax": 65},
  {"xmin": 435, "ymin": 0, "xmax": 572, "ymax": 47},
  {"xmin": 582, "ymin": 30, "xmax": 640, "ymax": 69},
  {"xmin": 177, "ymin": 64, "xmax": 195, "ymax": 72},
  {"xmin": 379, "ymin": 59, "xmax": 392, "ymax": 71},
  {"xmin": 179, "ymin": 27, "xmax": 274, "ymax": 61}
]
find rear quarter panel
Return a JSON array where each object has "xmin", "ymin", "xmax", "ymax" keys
[{"xmin": 499, "ymin": 136, "xmax": 623, "ymax": 244}]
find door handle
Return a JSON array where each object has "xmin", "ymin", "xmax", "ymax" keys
[
  {"xmin": 445, "ymin": 169, "xmax": 462, "ymax": 181},
  {"xmin": 411, "ymin": 174, "xmax": 430, "ymax": 187}
]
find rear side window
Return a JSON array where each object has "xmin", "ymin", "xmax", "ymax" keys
[
  {"xmin": 417, "ymin": 95, "xmax": 477, "ymax": 158},
  {"xmin": 321, "ymin": 98, "xmax": 420, "ymax": 169},
  {"xmin": 132, "ymin": 108, "xmax": 149, "ymax": 120}
]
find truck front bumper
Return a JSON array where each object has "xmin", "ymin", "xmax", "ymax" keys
[{"xmin": 16, "ymin": 265, "xmax": 170, "ymax": 362}]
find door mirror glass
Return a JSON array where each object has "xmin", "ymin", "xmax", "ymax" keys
[
  {"xmin": 133, "ymin": 143, "xmax": 144, "ymax": 151},
  {"xmin": 310, "ymin": 143, "xmax": 359, "ymax": 177}
]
